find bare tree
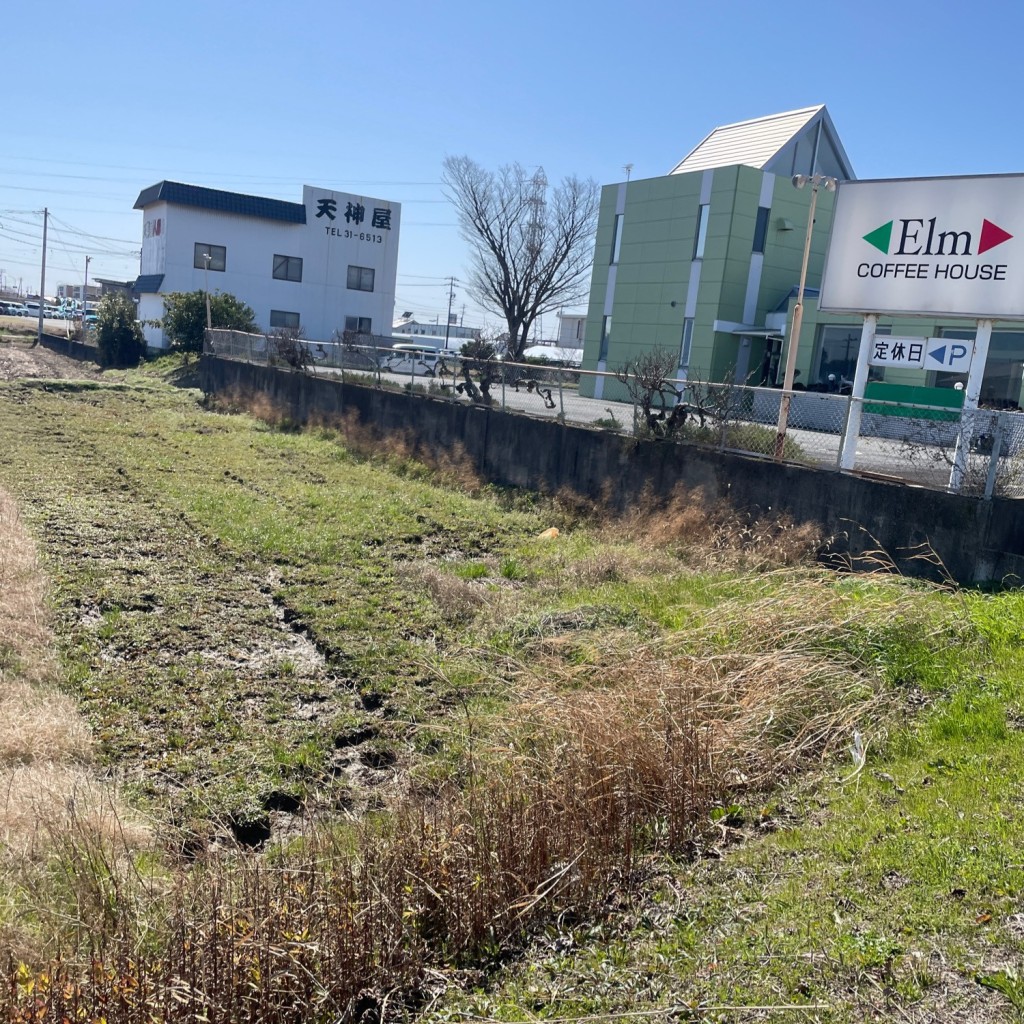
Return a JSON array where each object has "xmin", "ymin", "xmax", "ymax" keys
[{"xmin": 442, "ymin": 156, "xmax": 599, "ymax": 362}]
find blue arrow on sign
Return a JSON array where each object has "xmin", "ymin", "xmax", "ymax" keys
[{"xmin": 928, "ymin": 344, "xmax": 947, "ymax": 365}]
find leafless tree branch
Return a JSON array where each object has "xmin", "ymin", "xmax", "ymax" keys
[{"xmin": 443, "ymin": 156, "xmax": 599, "ymax": 361}]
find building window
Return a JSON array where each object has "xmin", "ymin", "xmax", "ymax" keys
[
  {"xmin": 679, "ymin": 318, "xmax": 694, "ymax": 368},
  {"xmin": 693, "ymin": 204, "xmax": 709, "ymax": 260},
  {"xmin": 270, "ymin": 310, "xmax": 300, "ymax": 329},
  {"xmin": 273, "ymin": 254, "xmax": 303, "ymax": 282},
  {"xmin": 932, "ymin": 328, "xmax": 1024, "ymax": 407},
  {"xmin": 194, "ymin": 244, "xmax": 226, "ymax": 272},
  {"xmin": 345, "ymin": 316, "xmax": 372, "ymax": 334},
  {"xmin": 347, "ymin": 265, "xmax": 375, "ymax": 292},
  {"xmin": 752, "ymin": 206, "xmax": 771, "ymax": 254},
  {"xmin": 599, "ymin": 315, "xmax": 611, "ymax": 360},
  {"xmin": 610, "ymin": 214, "xmax": 624, "ymax": 264},
  {"xmin": 812, "ymin": 325, "xmax": 889, "ymax": 387}
]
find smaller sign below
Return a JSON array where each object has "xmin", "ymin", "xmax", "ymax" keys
[
  {"xmin": 867, "ymin": 335, "xmax": 927, "ymax": 369},
  {"xmin": 867, "ymin": 335, "xmax": 976, "ymax": 374},
  {"xmin": 925, "ymin": 337, "xmax": 974, "ymax": 374}
]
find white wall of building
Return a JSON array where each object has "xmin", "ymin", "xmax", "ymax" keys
[
  {"xmin": 138, "ymin": 185, "xmax": 400, "ymax": 349},
  {"xmin": 557, "ymin": 313, "xmax": 586, "ymax": 347}
]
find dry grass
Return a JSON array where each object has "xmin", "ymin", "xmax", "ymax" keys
[
  {"xmin": 398, "ymin": 563, "xmax": 488, "ymax": 625},
  {"xmin": 613, "ymin": 484, "xmax": 825, "ymax": 571},
  {"xmin": 0, "ymin": 682, "xmax": 91, "ymax": 766},
  {"xmin": 0, "ymin": 494, "xmax": 49, "ymax": 679}
]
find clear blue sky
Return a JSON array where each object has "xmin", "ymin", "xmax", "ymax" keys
[{"xmin": 3, "ymin": 0, "xmax": 1022, "ymax": 332}]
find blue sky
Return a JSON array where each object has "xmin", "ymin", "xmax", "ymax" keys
[{"xmin": 2, "ymin": 0, "xmax": 1021, "ymax": 332}]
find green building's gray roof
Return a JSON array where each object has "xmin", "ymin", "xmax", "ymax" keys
[{"xmin": 669, "ymin": 105, "xmax": 855, "ymax": 181}]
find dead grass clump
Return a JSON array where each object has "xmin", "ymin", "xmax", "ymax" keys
[
  {"xmin": 612, "ymin": 484, "xmax": 824, "ymax": 570},
  {"xmin": 399, "ymin": 563, "xmax": 488, "ymax": 625},
  {"xmin": 0, "ymin": 495, "xmax": 49, "ymax": 681},
  {"xmin": 0, "ymin": 680, "xmax": 90, "ymax": 765},
  {"xmin": 0, "ymin": 765, "xmax": 148, "ymax": 860}
]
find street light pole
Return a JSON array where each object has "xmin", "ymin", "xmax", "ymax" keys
[
  {"xmin": 774, "ymin": 174, "xmax": 837, "ymax": 461},
  {"xmin": 202, "ymin": 253, "xmax": 212, "ymax": 331}
]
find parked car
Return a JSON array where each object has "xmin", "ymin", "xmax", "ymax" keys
[{"xmin": 380, "ymin": 343, "xmax": 445, "ymax": 377}]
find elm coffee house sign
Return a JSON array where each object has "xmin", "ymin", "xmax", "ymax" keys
[{"xmin": 819, "ymin": 174, "xmax": 1024, "ymax": 320}]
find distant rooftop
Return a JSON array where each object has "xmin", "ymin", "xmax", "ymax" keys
[
  {"xmin": 134, "ymin": 181, "xmax": 306, "ymax": 224},
  {"xmin": 669, "ymin": 105, "xmax": 855, "ymax": 181}
]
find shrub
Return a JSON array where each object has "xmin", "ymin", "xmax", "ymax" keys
[
  {"xmin": 161, "ymin": 291, "xmax": 257, "ymax": 355},
  {"xmin": 94, "ymin": 294, "xmax": 145, "ymax": 367}
]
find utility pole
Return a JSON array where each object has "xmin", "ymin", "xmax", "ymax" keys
[
  {"xmin": 83, "ymin": 255, "xmax": 91, "ymax": 320},
  {"xmin": 443, "ymin": 276, "xmax": 457, "ymax": 351},
  {"xmin": 35, "ymin": 208, "xmax": 48, "ymax": 347}
]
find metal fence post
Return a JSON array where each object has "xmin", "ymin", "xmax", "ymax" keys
[
  {"xmin": 557, "ymin": 369, "xmax": 564, "ymax": 421},
  {"xmin": 984, "ymin": 412, "xmax": 1005, "ymax": 499},
  {"xmin": 501, "ymin": 372, "xmax": 506, "ymax": 410}
]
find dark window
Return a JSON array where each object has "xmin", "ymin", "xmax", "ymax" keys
[
  {"xmin": 693, "ymin": 204, "xmax": 709, "ymax": 260},
  {"xmin": 270, "ymin": 310, "xmax": 300, "ymax": 329},
  {"xmin": 599, "ymin": 315, "xmax": 611, "ymax": 360},
  {"xmin": 752, "ymin": 206, "xmax": 771, "ymax": 254},
  {"xmin": 346, "ymin": 265, "xmax": 375, "ymax": 292},
  {"xmin": 273, "ymin": 254, "xmax": 303, "ymax": 282},
  {"xmin": 933, "ymin": 328, "xmax": 1024, "ymax": 407},
  {"xmin": 610, "ymin": 214, "xmax": 624, "ymax": 264},
  {"xmin": 812, "ymin": 325, "xmax": 889, "ymax": 386},
  {"xmin": 679, "ymin": 318, "xmax": 694, "ymax": 368},
  {"xmin": 345, "ymin": 316, "xmax": 372, "ymax": 334},
  {"xmin": 194, "ymin": 244, "xmax": 226, "ymax": 272}
]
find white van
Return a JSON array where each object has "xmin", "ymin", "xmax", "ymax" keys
[{"xmin": 380, "ymin": 343, "xmax": 444, "ymax": 377}]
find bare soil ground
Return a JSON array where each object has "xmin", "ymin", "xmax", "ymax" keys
[{"xmin": 0, "ymin": 339, "xmax": 102, "ymax": 382}]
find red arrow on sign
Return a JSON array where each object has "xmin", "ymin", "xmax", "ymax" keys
[{"xmin": 978, "ymin": 219, "xmax": 1013, "ymax": 254}]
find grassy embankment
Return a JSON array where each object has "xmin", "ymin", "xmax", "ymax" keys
[{"xmin": 0, "ymin": 354, "xmax": 1020, "ymax": 1021}]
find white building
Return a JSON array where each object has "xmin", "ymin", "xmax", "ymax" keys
[
  {"xmin": 134, "ymin": 181, "xmax": 401, "ymax": 349},
  {"xmin": 392, "ymin": 316, "xmax": 480, "ymax": 346},
  {"xmin": 556, "ymin": 311, "xmax": 586, "ymax": 347}
]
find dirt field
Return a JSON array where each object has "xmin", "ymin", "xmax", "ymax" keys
[{"xmin": 0, "ymin": 338, "xmax": 102, "ymax": 381}]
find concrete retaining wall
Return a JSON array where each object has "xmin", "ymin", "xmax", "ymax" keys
[
  {"xmin": 38, "ymin": 333, "xmax": 100, "ymax": 363},
  {"xmin": 199, "ymin": 356, "xmax": 1024, "ymax": 586}
]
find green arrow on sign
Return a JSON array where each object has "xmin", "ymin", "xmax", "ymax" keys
[{"xmin": 863, "ymin": 220, "xmax": 893, "ymax": 254}]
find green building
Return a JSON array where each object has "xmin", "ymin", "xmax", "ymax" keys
[{"xmin": 581, "ymin": 105, "xmax": 1024, "ymax": 409}]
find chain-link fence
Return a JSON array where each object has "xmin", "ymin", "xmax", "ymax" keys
[{"xmin": 204, "ymin": 330, "xmax": 1024, "ymax": 499}]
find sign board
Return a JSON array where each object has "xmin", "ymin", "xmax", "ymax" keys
[
  {"xmin": 925, "ymin": 337, "xmax": 973, "ymax": 373},
  {"xmin": 868, "ymin": 335, "xmax": 975, "ymax": 372},
  {"xmin": 819, "ymin": 174, "xmax": 1024, "ymax": 319},
  {"xmin": 868, "ymin": 335, "xmax": 927, "ymax": 369}
]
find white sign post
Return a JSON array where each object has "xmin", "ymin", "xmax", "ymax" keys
[{"xmin": 821, "ymin": 174, "xmax": 1024, "ymax": 491}]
